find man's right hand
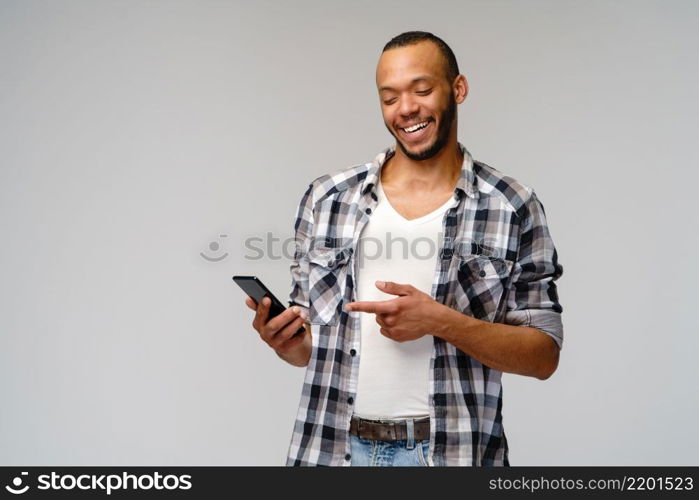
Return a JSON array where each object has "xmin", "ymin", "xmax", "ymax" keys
[{"xmin": 245, "ymin": 296, "xmax": 312, "ymax": 366}]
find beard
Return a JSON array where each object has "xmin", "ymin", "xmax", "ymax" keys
[{"xmin": 387, "ymin": 93, "xmax": 457, "ymax": 161}]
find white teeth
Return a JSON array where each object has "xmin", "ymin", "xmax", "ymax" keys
[{"xmin": 404, "ymin": 121, "xmax": 428, "ymax": 133}]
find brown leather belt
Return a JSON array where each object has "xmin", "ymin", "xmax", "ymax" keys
[{"xmin": 349, "ymin": 416, "xmax": 430, "ymax": 442}]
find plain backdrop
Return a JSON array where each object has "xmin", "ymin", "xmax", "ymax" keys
[{"xmin": 1, "ymin": 0, "xmax": 697, "ymax": 466}]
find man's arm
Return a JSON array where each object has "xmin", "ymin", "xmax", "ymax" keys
[
  {"xmin": 433, "ymin": 305, "xmax": 559, "ymax": 380},
  {"xmin": 347, "ymin": 189, "xmax": 564, "ymax": 380},
  {"xmin": 346, "ymin": 281, "xmax": 559, "ymax": 380},
  {"xmin": 434, "ymin": 187, "xmax": 564, "ymax": 379},
  {"xmin": 272, "ymin": 181, "xmax": 316, "ymax": 368}
]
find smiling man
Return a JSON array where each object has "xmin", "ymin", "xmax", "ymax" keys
[{"xmin": 245, "ymin": 31, "xmax": 564, "ymax": 466}]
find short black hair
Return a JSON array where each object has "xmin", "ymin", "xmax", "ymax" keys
[{"xmin": 382, "ymin": 31, "xmax": 460, "ymax": 82}]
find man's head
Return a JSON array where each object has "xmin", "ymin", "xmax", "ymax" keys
[{"xmin": 376, "ymin": 31, "xmax": 468, "ymax": 161}]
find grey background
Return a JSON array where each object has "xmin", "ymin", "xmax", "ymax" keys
[{"xmin": 1, "ymin": 0, "xmax": 697, "ymax": 465}]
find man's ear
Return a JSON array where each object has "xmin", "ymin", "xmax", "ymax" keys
[{"xmin": 454, "ymin": 74, "xmax": 468, "ymax": 104}]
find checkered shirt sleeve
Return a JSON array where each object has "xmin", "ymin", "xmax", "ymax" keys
[{"xmin": 504, "ymin": 190, "xmax": 564, "ymax": 349}]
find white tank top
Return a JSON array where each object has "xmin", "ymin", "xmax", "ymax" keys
[{"xmin": 353, "ymin": 178, "xmax": 456, "ymax": 420}]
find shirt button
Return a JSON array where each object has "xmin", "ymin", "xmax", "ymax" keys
[
  {"xmin": 345, "ymin": 453, "xmax": 351, "ymax": 461},
  {"xmin": 348, "ymin": 397, "xmax": 354, "ymax": 404},
  {"xmin": 479, "ymin": 270, "xmax": 486, "ymax": 277},
  {"xmin": 365, "ymin": 208, "xmax": 372, "ymax": 214},
  {"xmin": 350, "ymin": 349, "xmax": 356, "ymax": 356}
]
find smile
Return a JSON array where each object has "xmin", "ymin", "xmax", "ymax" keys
[{"xmin": 401, "ymin": 121, "xmax": 430, "ymax": 133}]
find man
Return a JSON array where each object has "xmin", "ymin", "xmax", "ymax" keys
[{"xmin": 245, "ymin": 31, "xmax": 563, "ymax": 466}]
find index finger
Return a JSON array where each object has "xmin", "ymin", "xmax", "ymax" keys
[{"xmin": 345, "ymin": 300, "xmax": 394, "ymax": 314}]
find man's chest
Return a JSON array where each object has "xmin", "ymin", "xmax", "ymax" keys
[
  {"xmin": 312, "ymin": 191, "xmax": 519, "ymax": 259},
  {"xmin": 307, "ymin": 192, "xmax": 522, "ymax": 326},
  {"xmin": 380, "ymin": 184, "xmax": 455, "ymax": 221}
]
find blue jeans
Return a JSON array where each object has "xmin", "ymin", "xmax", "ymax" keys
[{"xmin": 349, "ymin": 433, "xmax": 431, "ymax": 466}]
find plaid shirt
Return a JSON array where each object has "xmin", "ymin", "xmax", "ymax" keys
[{"xmin": 285, "ymin": 143, "xmax": 563, "ymax": 466}]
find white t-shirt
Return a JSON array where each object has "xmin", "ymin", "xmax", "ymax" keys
[{"xmin": 353, "ymin": 178, "xmax": 457, "ymax": 420}]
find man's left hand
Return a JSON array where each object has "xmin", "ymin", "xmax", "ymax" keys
[{"xmin": 344, "ymin": 281, "xmax": 447, "ymax": 342}]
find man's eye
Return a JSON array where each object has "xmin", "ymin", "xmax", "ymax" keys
[
  {"xmin": 416, "ymin": 88, "xmax": 433, "ymax": 95},
  {"xmin": 383, "ymin": 98, "xmax": 397, "ymax": 105}
]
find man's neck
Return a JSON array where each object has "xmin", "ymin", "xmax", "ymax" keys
[{"xmin": 381, "ymin": 139, "xmax": 463, "ymax": 194}]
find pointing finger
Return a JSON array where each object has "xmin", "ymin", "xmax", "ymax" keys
[
  {"xmin": 376, "ymin": 280, "xmax": 413, "ymax": 296},
  {"xmin": 345, "ymin": 300, "xmax": 394, "ymax": 314}
]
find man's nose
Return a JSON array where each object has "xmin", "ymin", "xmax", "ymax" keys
[{"xmin": 398, "ymin": 94, "xmax": 419, "ymax": 117}]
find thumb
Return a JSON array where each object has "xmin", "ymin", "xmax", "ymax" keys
[{"xmin": 376, "ymin": 280, "xmax": 412, "ymax": 296}]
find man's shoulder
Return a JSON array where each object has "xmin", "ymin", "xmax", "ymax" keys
[
  {"xmin": 304, "ymin": 162, "xmax": 372, "ymax": 204},
  {"xmin": 472, "ymin": 159, "xmax": 537, "ymax": 215}
]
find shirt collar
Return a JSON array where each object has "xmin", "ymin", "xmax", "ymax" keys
[{"xmin": 361, "ymin": 142, "xmax": 479, "ymax": 200}]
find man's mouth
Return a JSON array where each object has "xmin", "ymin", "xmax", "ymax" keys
[
  {"xmin": 397, "ymin": 119, "xmax": 433, "ymax": 143},
  {"xmin": 401, "ymin": 120, "xmax": 430, "ymax": 133}
]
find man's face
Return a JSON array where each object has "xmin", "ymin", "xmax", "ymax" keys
[{"xmin": 376, "ymin": 41, "xmax": 459, "ymax": 161}]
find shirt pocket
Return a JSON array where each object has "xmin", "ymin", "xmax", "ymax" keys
[
  {"xmin": 307, "ymin": 246, "xmax": 353, "ymax": 326},
  {"xmin": 451, "ymin": 252, "xmax": 514, "ymax": 322}
]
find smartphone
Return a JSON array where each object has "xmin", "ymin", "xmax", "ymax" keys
[{"xmin": 233, "ymin": 275, "xmax": 305, "ymax": 336}]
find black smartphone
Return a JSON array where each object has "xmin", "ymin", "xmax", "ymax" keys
[{"xmin": 232, "ymin": 275, "xmax": 306, "ymax": 336}]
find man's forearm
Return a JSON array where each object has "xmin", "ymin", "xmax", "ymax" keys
[{"xmin": 432, "ymin": 306, "xmax": 559, "ymax": 380}]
